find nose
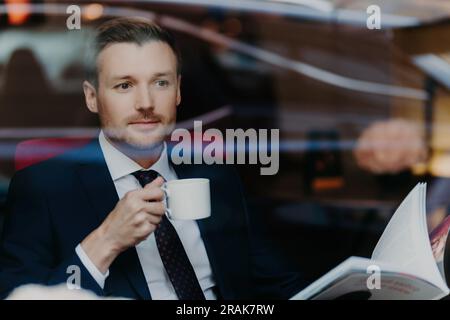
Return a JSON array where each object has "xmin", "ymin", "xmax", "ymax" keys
[{"xmin": 135, "ymin": 85, "xmax": 154, "ymax": 111}]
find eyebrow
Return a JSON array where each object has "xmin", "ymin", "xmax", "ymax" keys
[{"xmin": 111, "ymin": 71, "xmax": 175, "ymax": 82}]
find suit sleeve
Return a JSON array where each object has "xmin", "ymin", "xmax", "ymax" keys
[
  {"xmin": 232, "ymin": 169, "xmax": 307, "ymax": 299},
  {"xmin": 0, "ymin": 169, "xmax": 104, "ymax": 299}
]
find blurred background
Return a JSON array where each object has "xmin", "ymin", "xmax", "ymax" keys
[{"xmin": 1, "ymin": 0, "xmax": 450, "ymax": 285}]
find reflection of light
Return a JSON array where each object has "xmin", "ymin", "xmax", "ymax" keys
[
  {"xmin": 272, "ymin": 0, "xmax": 333, "ymax": 13},
  {"xmin": 411, "ymin": 162, "xmax": 428, "ymax": 176},
  {"xmin": 5, "ymin": 0, "xmax": 31, "ymax": 25},
  {"xmin": 83, "ymin": 3, "xmax": 104, "ymax": 21},
  {"xmin": 0, "ymin": 2, "xmax": 425, "ymax": 100},
  {"xmin": 161, "ymin": 15, "xmax": 427, "ymax": 100},
  {"xmin": 430, "ymin": 152, "xmax": 450, "ymax": 177}
]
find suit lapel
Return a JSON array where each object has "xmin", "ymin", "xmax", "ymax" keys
[
  {"xmin": 75, "ymin": 139, "xmax": 151, "ymax": 300},
  {"xmin": 76, "ymin": 140, "xmax": 118, "ymax": 224}
]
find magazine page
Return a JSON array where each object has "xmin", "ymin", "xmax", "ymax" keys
[
  {"xmin": 290, "ymin": 257, "xmax": 371, "ymax": 300},
  {"xmin": 291, "ymin": 256, "xmax": 447, "ymax": 300},
  {"xmin": 309, "ymin": 272, "xmax": 447, "ymax": 300},
  {"xmin": 430, "ymin": 215, "xmax": 450, "ymax": 284},
  {"xmin": 371, "ymin": 183, "xmax": 447, "ymax": 291}
]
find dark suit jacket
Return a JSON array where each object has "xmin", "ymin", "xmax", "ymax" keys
[{"xmin": 0, "ymin": 139, "xmax": 303, "ymax": 299}]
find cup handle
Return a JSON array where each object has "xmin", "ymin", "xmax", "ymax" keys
[{"xmin": 161, "ymin": 184, "xmax": 172, "ymax": 219}]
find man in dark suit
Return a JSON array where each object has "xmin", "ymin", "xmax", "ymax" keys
[{"xmin": 0, "ymin": 17, "xmax": 302, "ymax": 299}]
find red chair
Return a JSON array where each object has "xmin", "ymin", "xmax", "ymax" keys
[{"xmin": 14, "ymin": 137, "xmax": 91, "ymax": 171}]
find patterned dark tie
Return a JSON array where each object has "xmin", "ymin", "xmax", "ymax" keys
[{"xmin": 132, "ymin": 170, "xmax": 206, "ymax": 300}]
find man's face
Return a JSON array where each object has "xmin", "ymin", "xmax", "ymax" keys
[{"xmin": 84, "ymin": 41, "xmax": 181, "ymax": 149}]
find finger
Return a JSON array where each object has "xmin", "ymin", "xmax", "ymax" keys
[
  {"xmin": 146, "ymin": 212, "xmax": 163, "ymax": 225},
  {"xmin": 143, "ymin": 176, "xmax": 164, "ymax": 189},
  {"xmin": 142, "ymin": 201, "xmax": 165, "ymax": 217},
  {"xmin": 133, "ymin": 211, "xmax": 149, "ymax": 226},
  {"xmin": 137, "ymin": 186, "xmax": 165, "ymax": 202},
  {"xmin": 135, "ymin": 221, "xmax": 157, "ymax": 242}
]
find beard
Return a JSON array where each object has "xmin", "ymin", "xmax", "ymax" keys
[{"xmin": 101, "ymin": 113, "xmax": 176, "ymax": 159}]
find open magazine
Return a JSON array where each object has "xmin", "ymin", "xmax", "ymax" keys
[{"xmin": 291, "ymin": 183, "xmax": 450, "ymax": 300}]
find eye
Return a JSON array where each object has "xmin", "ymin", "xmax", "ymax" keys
[
  {"xmin": 114, "ymin": 82, "xmax": 132, "ymax": 90},
  {"xmin": 155, "ymin": 80, "xmax": 169, "ymax": 87}
]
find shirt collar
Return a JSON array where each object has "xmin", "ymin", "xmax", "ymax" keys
[{"xmin": 98, "ymin": 130, "xmax": 173, "ymax": 182}]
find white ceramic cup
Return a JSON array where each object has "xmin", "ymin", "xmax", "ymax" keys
[{"xmin": 161, "ymin": 178, "xmax": 211, "ymax": 220}]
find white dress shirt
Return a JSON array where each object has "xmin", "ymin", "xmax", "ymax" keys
[{"xmin": 75, "ymin": 131, "xmax": 217, "ymax": 299}]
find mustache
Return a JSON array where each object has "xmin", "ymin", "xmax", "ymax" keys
[{"xmin": 127, "ymin": 112, "xmax": 164, "ymax": 123}]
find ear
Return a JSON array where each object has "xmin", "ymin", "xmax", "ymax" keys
[
  {"xmin": 83, "ymin": 80, "xmax": 99, "ymax": 113},
  {"xmin": 176, "ymin": 75, "xmax": 181, "ymax": 107}
]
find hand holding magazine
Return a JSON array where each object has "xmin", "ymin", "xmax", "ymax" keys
[{"xmin": 291, "ymin": 183, "xmax": 450, "ymax": 300}]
